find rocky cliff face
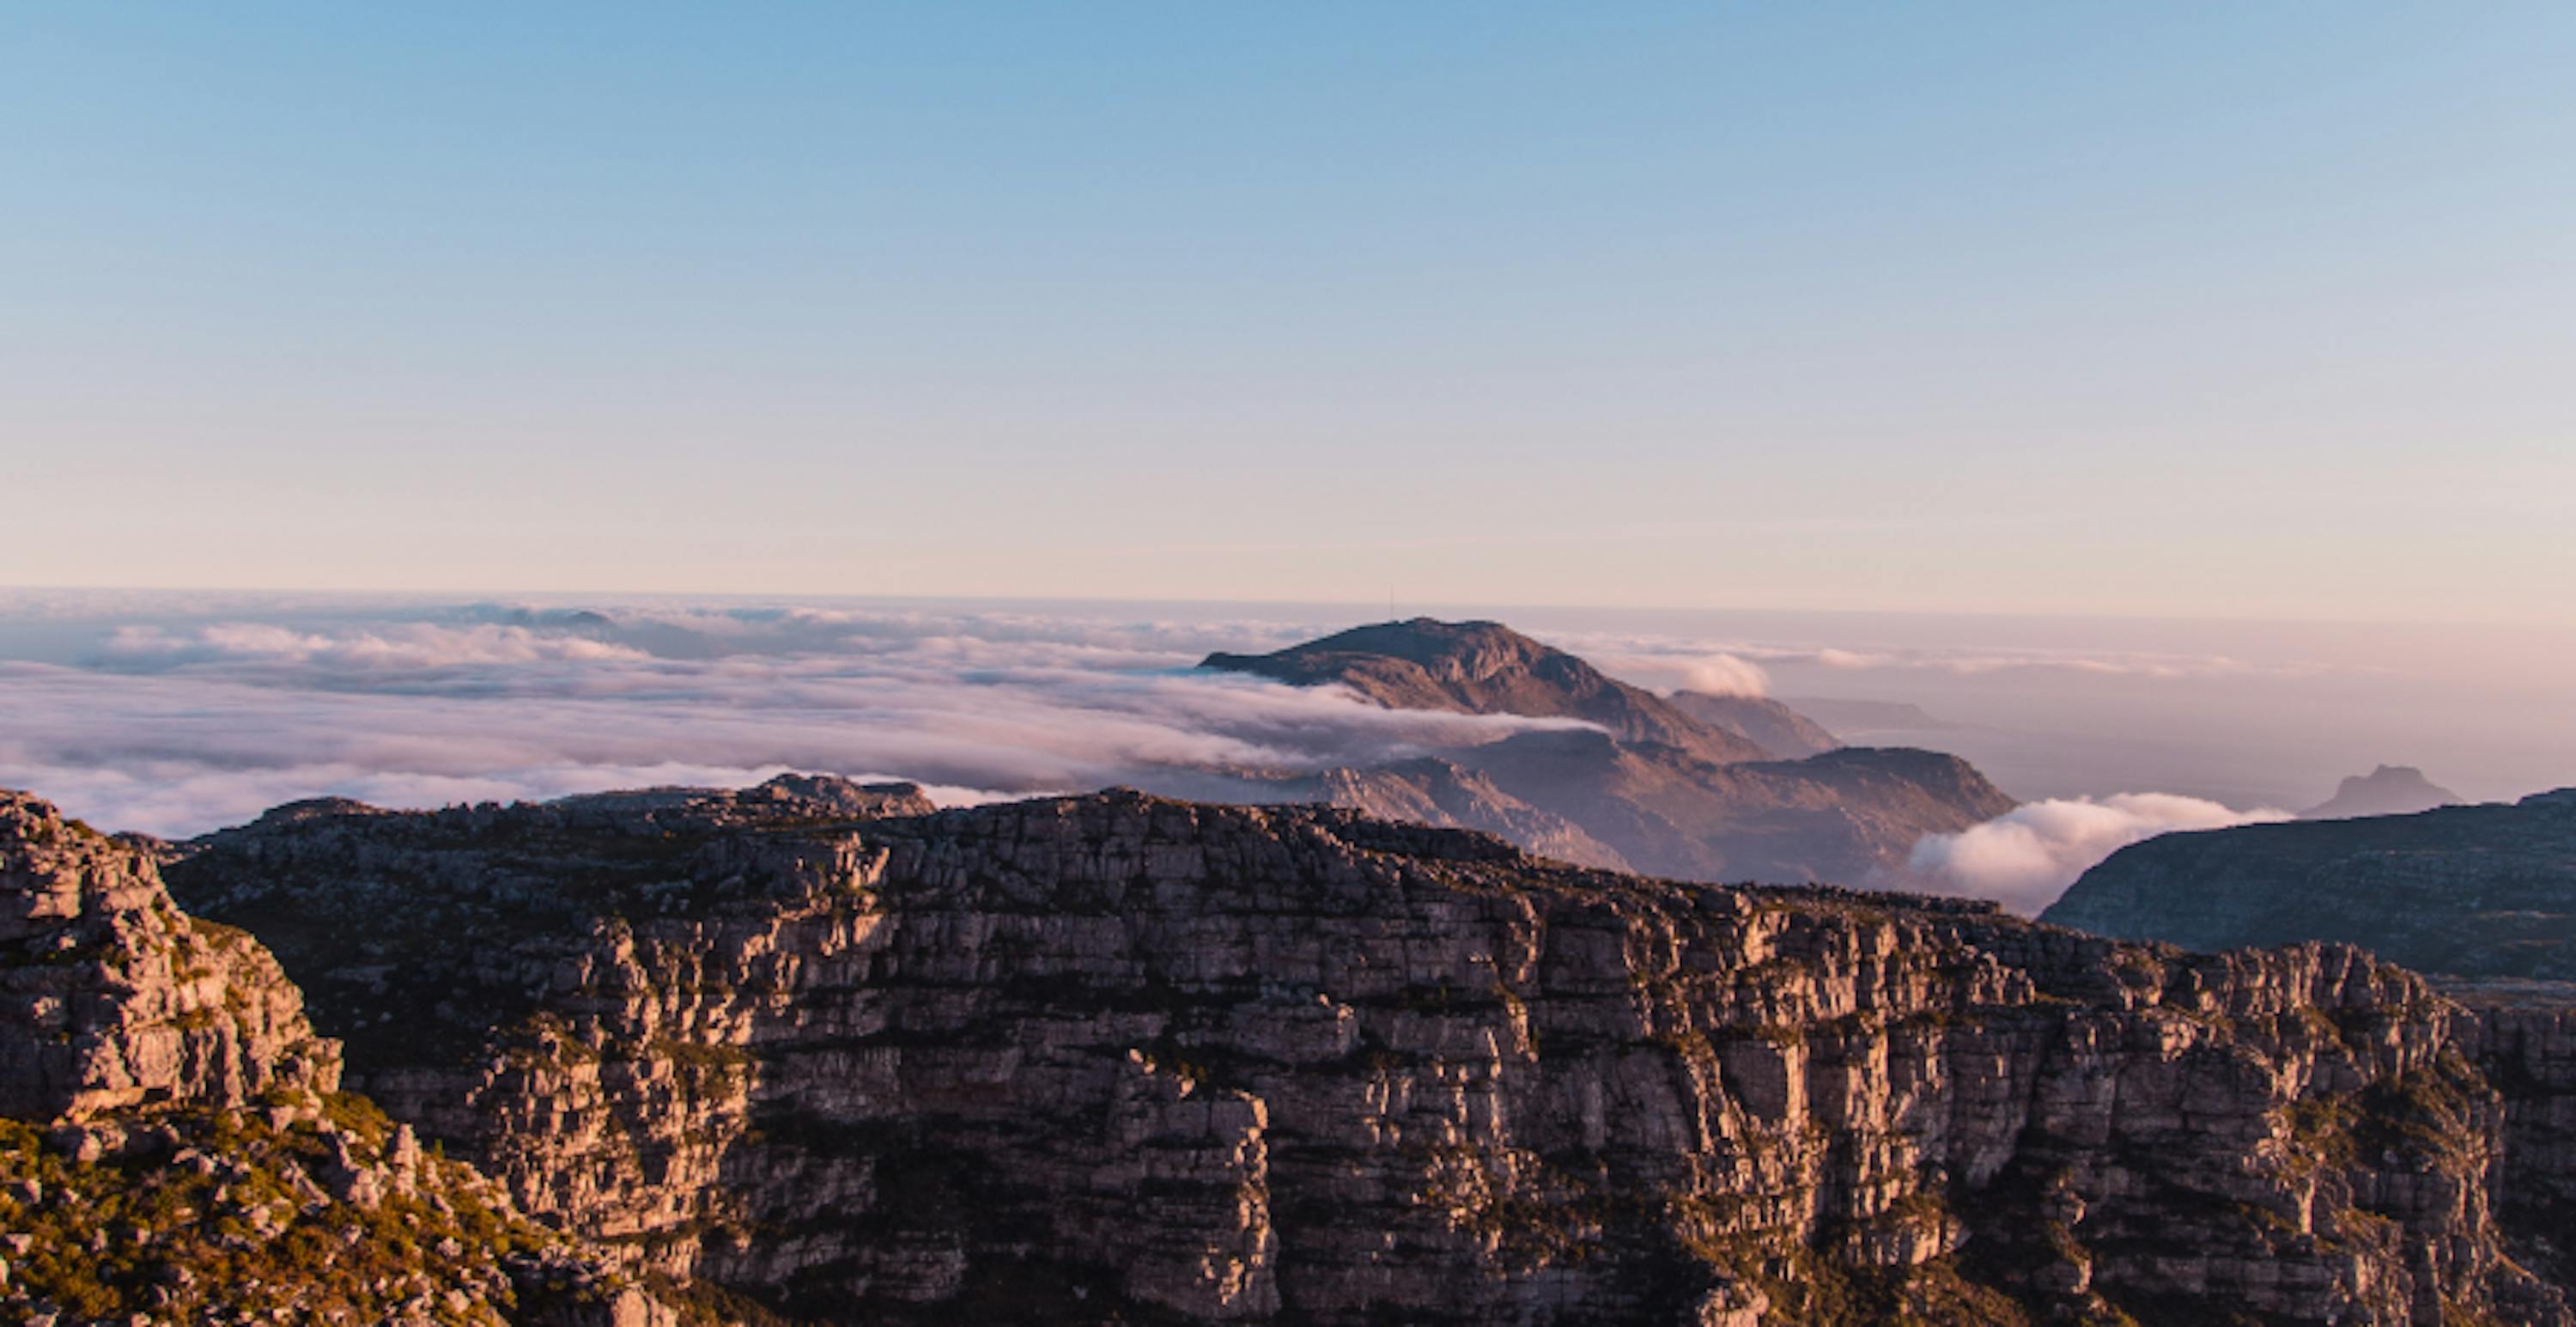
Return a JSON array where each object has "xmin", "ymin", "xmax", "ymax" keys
[
  {"xmin": 2043, "ymin": 788, "xmax": 2576, "ymax": 979},
  {"xmin": 162, "ymin": 780, "xmax": 2576, "ymax": 1325},
  {"xmin": 0, "ymin": 790, "xmax": 666, "ymax": 1326},
  {"xmin": 1, "ymin": 792, "xmax": 333, "ymax": 1123}
]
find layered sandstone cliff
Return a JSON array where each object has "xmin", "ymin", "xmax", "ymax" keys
[
  {"xmin": 160, "ymin": 779, "xmax": 2576, "ymax": 1325},
  {"xmin": 0, "ymin": 790, "xmax": 664, "ymax": 1326}
]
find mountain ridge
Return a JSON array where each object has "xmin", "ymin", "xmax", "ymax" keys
[{"xmin": 2042, "ymin": 788, "xmax": 2576, "ymax": 979}]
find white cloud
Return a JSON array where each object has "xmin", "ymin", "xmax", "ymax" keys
[
  {"xmin": 0, "ymin": 601, "xmax": 1598, "ymax": 837},
  {"xmin": 101, "ymin": 622, "xmax": 647, "ymax": 668},
  {"xmin": 1905, "ymin": 793, "xmax": 2293, "ymax": 915},
  {"xmin": 1585, "ymin": 650, "xmax": 1771, "ymax": 697}
]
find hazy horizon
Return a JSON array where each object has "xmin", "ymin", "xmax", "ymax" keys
[{"xmin": 5, "ymin": 588, "xmax": 2569, "ymax": 913}]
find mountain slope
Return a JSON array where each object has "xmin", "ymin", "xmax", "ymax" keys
[
  {"xmin": 1240, "ymin": 757, "xmax": 1632, "ymax": 872},
  {"xmin": 1203, "ymin": 618, "xmax": 1776, "ymax": 764},
  {"xmin": 2042, "ymin": 788, "xmax": 2576, "ymax": 978},
  {"xmin": 1200, "ymin": 620, "xmax": 2011, "ymax": 887},
  {"xmin": 1664, "ymin": 691, "xmax": 1841, "ymax": 759},
  {"xmin": 1450, "ymin": 729, "xmax": 2013, "ymax": 885},
  {"xmin": 157, "ymin": 778, "xmax": 2576, "ymax": 1325}
]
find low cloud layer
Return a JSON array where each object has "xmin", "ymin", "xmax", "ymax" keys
[
  {"xmin": 1587, "ymin": 649, "xmax": 1772, "ymax": 697},
  {"xmin": 1905, "ymin": 794, "xmax": 2293, "ymax": 915},
  {"xmin": 1540, "ymin": 627, "xmax": 2360, "ymax": 691},
  {"xmin": 0, "ymin": 599, "xmax": 1602, "ymax": 837},
  {"xmin": 0, "ymin": 593, "xmax": 2414, "ymax": 876}
]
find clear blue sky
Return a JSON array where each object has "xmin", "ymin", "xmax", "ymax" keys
[{"xmin": 6, "ymin": 3, "xmax": 2572, "ymax": 624}]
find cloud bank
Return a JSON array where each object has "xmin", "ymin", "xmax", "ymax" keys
[
  {"xmin": 1905, "ymin": 794, "xmax": 2293, "ymax": 915},
  {"xmin": 0, "ymin": 600, "xmax": 1601, "ymax": 837},
  {"xmin": 0, "ymin": 591, "xmax": 2376, "ymax": 899}
]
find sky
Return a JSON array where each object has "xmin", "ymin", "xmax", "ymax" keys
[{"xmin": 5, "ymin": 4, "xmax": 2573, "ymax": 622}]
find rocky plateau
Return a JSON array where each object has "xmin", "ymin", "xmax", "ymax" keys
[{"xmin": 0, "ymin": 772, "xmax": 2543, "ymax": 1324}]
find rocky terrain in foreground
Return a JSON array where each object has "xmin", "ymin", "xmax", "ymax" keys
[
  {"xmin": 44, "ymin": 773, "xmax": 2554, "ymax": 1324},
  {"xmin": 1197, "ymin": 620, "xmax": 2014, "ymax": 886},
  {"xmin": 2044, "ymin": 788, "xmax": 2576, "ymax": 980},
  {"xmin": 0, "ymin": 791, "xmax": 666, "ymax": 1325}
]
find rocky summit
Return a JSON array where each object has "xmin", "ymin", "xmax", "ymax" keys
[
  {"xmin": 28, "ymin": 772, "xmax": 2546, "ymax": 1325},
  {"xmin": 2044, "ymin": 788, "xmax": 2576, "ymax": 981}
]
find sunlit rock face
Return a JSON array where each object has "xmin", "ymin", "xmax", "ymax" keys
[
  {"xmin": 1, "ymin": 788, "xmax": 337, "ymax": 1122},
  {"xmin": 165, "ymin": 779, "xmax": 2576, "ymax": 1325},
  {"xmin": 0, "ymin": 790, "xmax": 668, "ymax": 1326}
]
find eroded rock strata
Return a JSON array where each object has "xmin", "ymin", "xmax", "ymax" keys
[
  {"xmin": 0, "ymin": 791, "xmax": 665, "ymax": 1326},
  {"xmin": 159, "ymin": 779, "xmax": 2576, "ymax": 1325}
]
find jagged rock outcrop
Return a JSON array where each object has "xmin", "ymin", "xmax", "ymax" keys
[
  {"xmin": 2303, "ymin": 765, "xmax": 2466, "ymax": 821},
  {"xmin": 1202, "ymin": 618, "xmax": 1777, "ymax": 764},
  {"xmin": 164, "ymin": 781, "xmax": 2576, "ymax": 1325},
  {"xmin": 2043, "ymin": 788, "xmax": 2576, "ymax": 979},
  {"xmin": 1665, "ymin": 692, "xmax": 1841, "ymax": 760},
  {"xmin": 0, "ymin": 790, "xmax": 668, "ymax": 1326},
  {"xmin": 0, "ymin": 792, "xmax": 333, "ymax": 1122}
]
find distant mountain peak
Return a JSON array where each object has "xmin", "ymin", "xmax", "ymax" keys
[
  {"xmin": 1199, "ymin": 619, "xmax": 2015, "ymax": 886},
  {"xmin": 1202, "ymin": 618, "xmax": 1775, "ymax": 764},
  {"xmin": 2301, "ymin": 764, "xmax": 2464, "ymax": 821}
]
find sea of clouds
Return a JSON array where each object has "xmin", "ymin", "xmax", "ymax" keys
[
  {"xmin": 0, "ymin": 593, "xmax": 2321, "ymax": 911},
  {"xmin": 0, "ymin": 600, "xmax": 1589, "ymax": 837}
]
